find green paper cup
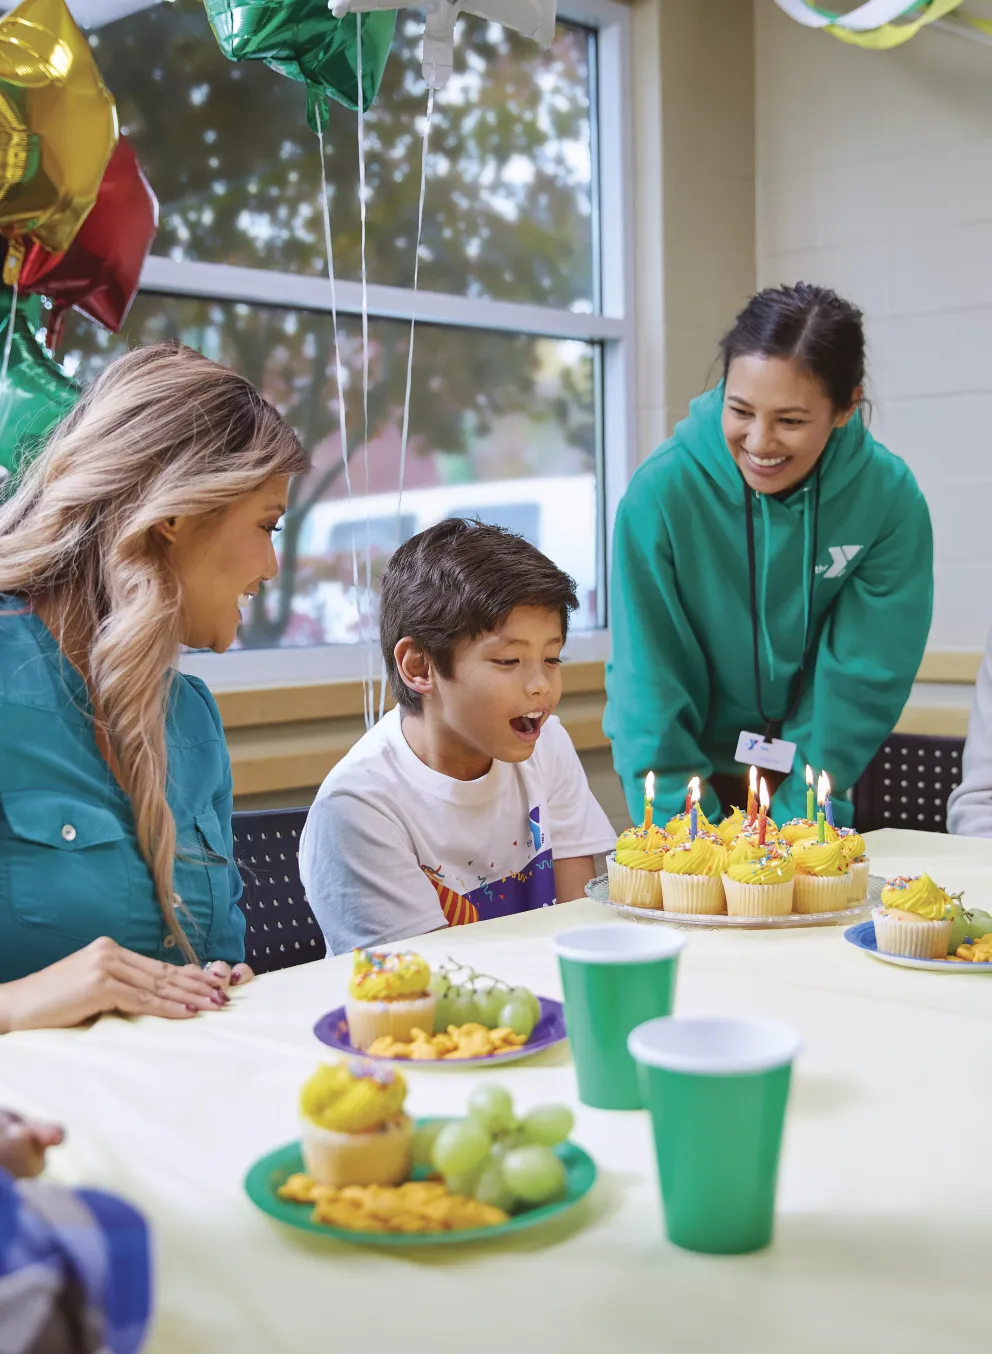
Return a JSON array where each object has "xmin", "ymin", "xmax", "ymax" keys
[
  {"xmin": 628, "ymin": 1015, "xmax": 801, "ymax": 1254},
  {"xmin": 553, "ymin": 924, "xmax": 685, "ymax": 1110}
]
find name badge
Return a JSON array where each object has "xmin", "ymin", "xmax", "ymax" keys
[{"xmin": 734, "ymin": 731, "xmax": 797, "ymax": 774}]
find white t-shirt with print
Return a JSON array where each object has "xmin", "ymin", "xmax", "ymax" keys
[{"xmin": 299, "ymin": 708, "xmax": 616, "ymax": 955}]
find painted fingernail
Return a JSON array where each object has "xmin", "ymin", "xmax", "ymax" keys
[
  {"xmin": 185, "ymin": 1004, "xmax": 199, "ymax": 1013},
  {"xmin": 210, "ymin": 992, "xmax": 230, "ymax": 1006},
  {"xmin": 230, "ymin": 971, "xmax": 242, "ymax": 985}
]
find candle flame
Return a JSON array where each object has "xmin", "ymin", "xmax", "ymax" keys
[
  {"xmin": 759, "ymin": 777, "xmax": 770, "ymax": 810},
  {"xmin": 749, "ymin": 765, "xmax": 758, "ymax": 793},
  {"xmin": 805, "ymin": 763, "xmax": 814, "ymax": 787},
  {"xmin": 817, "ymin": 771, "xmax": 830, "ymax": 806},
  {"xmin": 644, "ymin": 771, "xmax": 655, "ymax": 803},
  {"xmin": 689, "ymin": 775, "xmax": 701, "ymax": 805}
]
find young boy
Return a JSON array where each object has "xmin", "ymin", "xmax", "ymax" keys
[{"xmin": 299, "ymin": 518, "xmax": 616, "ymax": 953}]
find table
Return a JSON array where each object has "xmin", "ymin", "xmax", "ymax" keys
[{"xmin": 2, "ymin": 829, "xmax": 990, "ymax": 1354}]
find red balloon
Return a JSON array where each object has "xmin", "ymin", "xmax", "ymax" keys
[{"xmin": 11, "ymin": 136, "xmax": 158, "ymax": 347}]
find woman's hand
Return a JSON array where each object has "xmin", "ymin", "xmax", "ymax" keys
[
  {"xmin": 0, "ymin": 937, "xmax": 232, "ymax": 1034},
  {"xmin": 203, "ymin": 959, "xmax": 255, "ymax": 989},
  {"xmin": 0, "ymin": 1108, "xmax": 64, "ymax": 1178}
]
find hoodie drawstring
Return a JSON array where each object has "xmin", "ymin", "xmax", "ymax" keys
[
  {"xmin": 802, "ymin": 488, "xmax": 813, "ymax": 643},
  {"xmin": 758, "ymin": 492, "xmax": 775, "ymax": 684}
]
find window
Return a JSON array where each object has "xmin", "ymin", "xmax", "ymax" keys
[{"xmin": 64, "ymin": 0, "xmax": 633, "ymax": 682}]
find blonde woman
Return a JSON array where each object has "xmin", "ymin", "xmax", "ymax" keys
[{"xmin": 0, "ymin": 342, "xmax": 309, "ymax": 1032}]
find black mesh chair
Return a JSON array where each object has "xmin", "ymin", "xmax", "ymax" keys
[
  {"xmin": 231, "ymin": 808, "xmax": 326, "ymax": 974},
  {"xmin": 852, "ymin": 734, "xmax": 965, "ymax": 834}
]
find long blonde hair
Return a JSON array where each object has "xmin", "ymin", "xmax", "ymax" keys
[{"xmin": 0, "ymin": 342, "xmax": 309, "ymax": 960}]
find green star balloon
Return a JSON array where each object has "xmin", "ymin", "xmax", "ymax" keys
[
  {"xmin": 203, "ymin": 1, "xmax": 397, "ymax": 132},
  {"xmin": 0, "ymin": 294, "xmax": 78, "ymax": 482}
]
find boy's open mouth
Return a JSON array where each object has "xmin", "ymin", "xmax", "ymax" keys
[{"xmin": 510, "ymin": 711, "xmax": 546, "ymax": 740}]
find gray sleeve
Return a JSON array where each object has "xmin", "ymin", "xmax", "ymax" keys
[
  {"xmin": 299, "ymin": 791, "xmax": 446, "ymax": 954},
  {"xmin": 947, "ymin": 632, "xmax": 992, "ymax": 838}
]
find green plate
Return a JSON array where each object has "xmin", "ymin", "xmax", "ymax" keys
[{"xmin": 244, "ymin": 1118, "xmax": 597, "ymax": 1247}]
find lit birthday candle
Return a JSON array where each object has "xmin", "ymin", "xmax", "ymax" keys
[
  {"xmin": 816, "ymin": 772, "xmax": 829, "ymax": 843},
  {"xmin": 644, "ymin": 771, "xmax": 655, "ymax": 830},
  {"xmin": 824, "ymin": 772, "xmax": 835, "ymax": 828},
  {"xmin": 689, "ymin": 776, "xmax": 701, "ymax": 841},
  {"xmin": 805, "ymin": 764, "xmax": 815, "ymax": 822},
  {"xmin": 746, "ymin": 765, "xmax": 758, "ymax": 823},
  {"xmin": 757, "ymin": 778, "xmax": 770, "ymax": 847}
]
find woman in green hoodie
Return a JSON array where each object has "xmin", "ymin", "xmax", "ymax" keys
[{"xmin": 605, "ymin": 283, "xmax": 933, "ymax": 829}]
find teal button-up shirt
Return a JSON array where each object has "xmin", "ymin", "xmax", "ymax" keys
[{"xmin": 0, "ymin": 596, "xmax": 245, "ymax": 982}]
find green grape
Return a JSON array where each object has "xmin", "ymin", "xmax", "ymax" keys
[
  {"xmin": 427, "ymin": 971, "xmax": 450, "ymax": 998},
  {"xmin": 467, "ymin": 1085, "xmax": 516, "ymax": 1134},
  {"xmin": 508, "ymin": 986, "xmax": 542, "ymax": 1026},
  {"xmin": 498, "ymin": 997, "xmax": 536, "ymax": 1040},
  {"xmin": 444, "ymin": 1163, "xmax": 486, "ymax": 1197},
  {"xmin": 474, "ymin": 1162, "xmax": 518, "ymax": 1213},
  {"xmin": 473, "ymin": 986, "xmax": 509, "ymax": 1029},
  {"xmin": 501, "ymin": 1145, "xmax": 567, "ymax": 1205},
  {"xmin": 446, "ymin": 986, "xmax": 480, "ymax": 1027},
  {"xmin": 947, "ymin": 907, "xmax": 971, "ymax": 955},
  {"xmin": 412, "ymin": 1120, "xmax": 446, "ymax": 1168},
  {"xmin": 433, "ymin": 994, "xmax": 455, "ymax": 1032},
  {"xmin": 489, "ymin": 1128, "xmax": 524, "ymax": 1160},
  {"xmin": 520, "ymin": 1105, "xmax": 574, "ymax": 1148},
  {"xmin": 967, "ymin": 908, "xmax": 992, "ymax": 940},
  {"xmin": 432, "ymin": 1119, "xmax": 491, "ymax": 1176}
]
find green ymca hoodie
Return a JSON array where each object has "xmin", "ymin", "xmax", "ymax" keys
[{"xmin": 604, "ymin": 386, "xmax": 933, "ymax": 828}]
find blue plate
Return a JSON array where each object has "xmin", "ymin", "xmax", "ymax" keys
[
  {"xmin": 313, "ymin": 997, "xmax": 567, "ymax": 1066},
  {"xmin": 844, "ymin": 920, "xmax": 992, "ymax": 972}
]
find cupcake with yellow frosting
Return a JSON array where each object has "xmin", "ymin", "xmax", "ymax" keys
[
  {"xmin": 722, "ymin": 841, "xmax": 795, "ymax": 918},
  {"xmin": 716, "ymin": 805, "xmax": 745, "ymax": 846},
  {"xmin": 607, "ymin": 824, "xmax": 670, "ymax": 909},
  {"xmin": 872, "ymin": 875, "xmax": 954, "ymax": 959},
  {"xmin": 781, "ymin": 817, "xmax": 839, "ymax": 847},
  {"xmin": 346, "ymin": 950, "xmax": 437, "ymax": 1053},
  {"xmin": 665, "ymin": 807, "xmax": 714, "ymax": 844},
  {"xmin": 731, "ymin": 815, "xmax": 782, "ymax": 850},
  {"xmin": 791, "ymin": 838, "xmax": 852, "ymax": 914},
  {"xmin": 661, "ymin": 832, "xmax": 728, "ymax": 914},
  {"xmin": 837, "ymin": 827, "xmax": 870, "ymax": 902},
  {"xmin": 299, "ymin": 1060, "xmax": 413, "ymax": 1189}
]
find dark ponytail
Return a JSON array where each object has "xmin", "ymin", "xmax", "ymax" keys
[{"xmin": 720, "ymin": 283, "xmax": 866, "ymax": 414}]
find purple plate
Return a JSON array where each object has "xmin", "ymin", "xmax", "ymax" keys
[{"xmin": 313, "ymin": 997, "xmax": 566, "ymax": 1067}]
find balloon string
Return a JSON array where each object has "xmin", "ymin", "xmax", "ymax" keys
[
  {"xmin": 380, "ymin": 76, "xmax": 436, "ymax": 723},
  {"xmin": 318, "ymin": 127, "xmax": 367, "ymax": 721},
  {"xmin": 356, "ymin": 19, "xmax": 375, "ymax": 730}
]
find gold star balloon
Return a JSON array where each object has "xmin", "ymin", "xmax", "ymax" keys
[{"xmin": 0, "ymin": 0, "xmax": 118, "ymax": 284}]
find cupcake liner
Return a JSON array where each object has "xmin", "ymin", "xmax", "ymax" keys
[
  {"xmin": 345, "ymin": 993, "xmax": 438, "ymax": 1052},
  {"xmin": 721, "ymin": 876, "xmax": 794, "ymax": 918},
  {"xmin": 661, "ymin": 873, "xmax": 726, "ymax": 915},
  {"xmin": 871, "ymin": 908, "xmax": 952, "ymax": 960},
  {"xmin": 793, "ymin": 871, "xmax": 854, "ymax": 915},
  {"xmin": 607, "ymin": 854, "xmax": 664, "ymax": 909},
  {"xmin": 848, "ymin": 859, "xmax": 870, "ymax": 903},
  {"xmin": 300, "ymin": 1114, "xmax": 413, "ymax": 1189}
]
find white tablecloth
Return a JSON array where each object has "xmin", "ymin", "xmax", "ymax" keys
[{"xmin": 1, "ymin": 829, "xmax": 990, "ymax": 1354}]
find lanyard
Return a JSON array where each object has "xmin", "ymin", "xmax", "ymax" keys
[{"xmin": 744, "ymin": 463, "xmax": 821, "ymax": 741}]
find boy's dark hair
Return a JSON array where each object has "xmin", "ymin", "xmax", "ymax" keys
[
  {"xmin": 720, "ymin": 282, "xmax": 866, "ymax": 413},
  {"xmin": 380, "ymin": 517, "xmax": 578, "ymax": 713}
]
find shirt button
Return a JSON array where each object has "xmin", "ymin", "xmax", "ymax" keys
[
  {"xmin": 163, "ymin": 936, "xmax": 177, "ymax": 949},
  {"xmin": 61, "ymin": 824, "xmax": 76, "ymax": 842}
]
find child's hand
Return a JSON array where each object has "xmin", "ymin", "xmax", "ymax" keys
[{"xmin": 0, "ymin": 1109, "xmax": 64, "ymax": 1179}]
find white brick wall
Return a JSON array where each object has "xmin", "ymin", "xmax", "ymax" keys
[{"xmin": 756, "ymin": 2, "xmax": 992, "ymax": 650}]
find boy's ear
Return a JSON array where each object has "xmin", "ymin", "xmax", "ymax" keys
[{"xmin": 394, "ymin": 637, "xmax": 433, "ymax": 698}]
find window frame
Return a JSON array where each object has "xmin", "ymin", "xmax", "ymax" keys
[{"xmin": 139, "ymin": 0, "xmax": 637, "ymax": 690}]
